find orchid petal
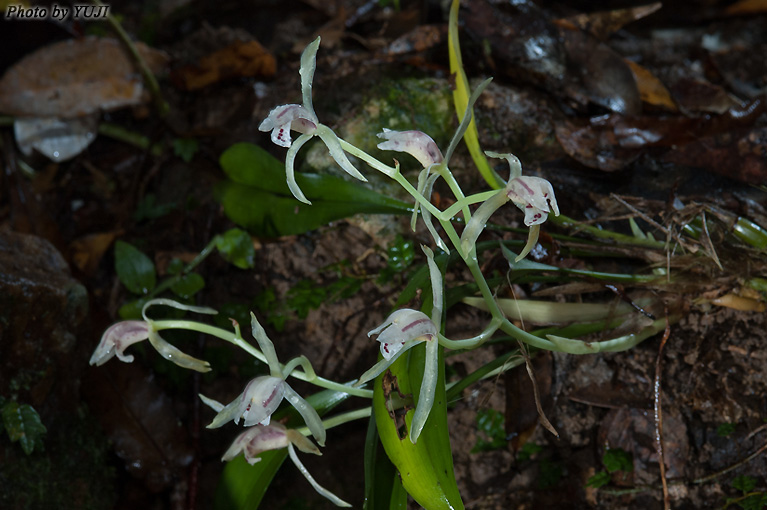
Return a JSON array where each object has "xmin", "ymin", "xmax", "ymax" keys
[
  {"xmin": 222, "ymin": 424, "xmax": 290, "ymax": 464},
  {"xmin": 286, "ymin": 429, "xmax": 321, "ymax": 455},
  {"xmin": 376, "ymin": 129, "xmax": 444, "ymax": 168},
  {"xmin": 258, "ymin": 104, "xmax": 317, "ymax": 148},
  {"xmin": 146, "ymin": 327, "xmax": 211, "ymax": 373},
  {"xmin": 300, "ymin": 37, "xmax": 321, "ymax": 116},
  {"xmin": 516, "ymin": 224, "xmax": 540, "ymax": 262},
  {"xmin": 485, "ymin": 150, "xmax": 521, "ymax": 180},
  {"xmin": 141, "ymin": 298, "xmax": 217, "ymax": 322},
  {"xmin": 239, "ymin": 377, "xmax": 285, "ymax": 427},
  {"xmin": 89, "ymin": 320, "xmax": 149, "ymax": 365},
  {"xmin": 409, "ymin": 337, "xmax": 439, "ymax": 444},
  {"xmin": 250, "ymin": 312, "xmax": 284, "ymax": 378},
  {"xmin": 283, "ymin": 384, "xmax": 326, "ymax": 446},
  {"xmin": 354, "ymin": 339, "xmax": 421, "ymax": 387},
  {"xmin": 285, "ymin": 132, "xmax": 314, "ymax": 204},
  {"xmin": 198, "ymin": 394, "xmax": 225, "ymax": 412},
  {"xmin": 315, "ymin": 125, "xmax": 367, "ymax": 182},
  {"xmin": 459, "ymin": 189, "xmax": 507, "ymax": 256},
  {"xmin": 287, "ymin": 443, "xmax": 352, "ymax": 507}
]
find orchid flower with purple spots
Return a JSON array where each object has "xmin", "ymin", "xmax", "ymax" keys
[
  {"xmin": 89, "ymin": 299, "xmax": 215, "ymax": 373},
  {"xmin": 222, "ymin": 422, "xmax": 351, "ymax": 507},
  {"xmin": 199, "ymin": 312, "xmax": 325, "ymax": 445},
  {"xmin": 461, "ymin": 151, "xmax": 559, "ymax": 261},
  {"xmin": 258, "ymin": 37, "xmax": 366, "ymax": 204},
  {"xmin": 356, "ymin": 246, "xmax": 443, "ymax": 443}
]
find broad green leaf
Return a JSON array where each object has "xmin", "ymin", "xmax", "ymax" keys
[
  {"xmin": 216, "ymin": 143, "xmax": 411, "ymax": 237},
  {"xmin": 118, "ymin": 296, "xmax": 150, "ymax": 320},
  {"xmin": 114, "ymin": 240, "xmax": 156, "ymax": 294},
  {"xmin": 215, "ymin": 228, "xmax": 255, "ymax": 269},
  {"xmin": 1, "ymin": 402, "xmax": 47, "ymax": 455},
  {"xmin": 173, "ymin": 138, "xmax": 199, "ymax": 163},
  {"xmin": 364, "ymin": 413, "xmax": 407, "ymax": 510},
  {"xmin": 170, "ymin": 272, "xmax": 205, "ymax": 299},
  {"xmin": 373, "ymin": 345, "xmax": 464, "ymax": 510}
]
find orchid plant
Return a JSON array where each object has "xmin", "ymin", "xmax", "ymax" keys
[{"xmin": 91, "ymin": 34, "xmax": 673, "ymax": 509}]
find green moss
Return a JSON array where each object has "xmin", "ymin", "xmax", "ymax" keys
[{"xmin": 0, "ymin": 406, "xmax": 116, "ymax": 510}]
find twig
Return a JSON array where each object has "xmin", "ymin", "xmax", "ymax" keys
[
  {"xmin": 654, "ymin": 309, "xmax": 671, "ymax": 510},
  {"xmin": 91, "ymin": 0, "xmax": 169, "ymax": 116}
]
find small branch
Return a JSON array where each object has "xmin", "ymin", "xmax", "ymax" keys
[
  {"xmin": 654, "ymin": 311, "xmax": 672, "ymax": 509},
  {"xmin": 91, "ymin": 0, "xmax": 169, "ymax": 116}
]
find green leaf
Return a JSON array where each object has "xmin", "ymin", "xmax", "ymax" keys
[
  {"xmin": 586, "ymin": 471, "xmax": 611, "ymax": 489},
  {"xmin": 114, "ymin": 240, "xmax": 156, "ymax": 294},
  {"xmin": 602, "ymin": 448, "xmax": 633, "ymax": 473},
  {"xmin": 373, "ymin": 345, "xmax": 464, "ymax": 510},
  {"xmin": 733, "ymin": 476, "xmax": 758, "ymax": 494},
  {"xmin": 216, "ymin": 143, "xmax": 410, "ymax": 237},
  {"xmin": 215, "ymin": 228, "xmax": 255, "ymax": 269},
  {"xmin": 717, "ymin": 423, "xmax": 736, "ymax": 437},
  {"xmin": 364, "ymin": 413, "xmax": 407, "ymax": 510},
  {"xmin": 118, "ymin": 297, "xmax": 150, "ymax": 320},
  {"xmin": 447, "ymin": 0, "xmax": 502, "ymax": 189},
  {"xmin": 173, "ymin": 138, "xmax": 199, "ymax": 163},
  {"xmin": 286, "ymin": 280, "xmax": 327, "ymax": 319},
  {"xmin": 387, "ymin": 235, "xmax": 414, "ymax": 272},
  {"xmin": 537, "ymin": 459, "xmax": 563, "ymax": 489},
  {"xmin": 170, "ymin": 273, "xmax": 205, "ymax": 299},
  {"xmin": 738, "ymin": 493, "xmax": 767, "ymax": 510},
  {"xmin": 471, "ymin": 408, "xmax": 507, "ymax": 453},
  {"xmin": 1, "ymin": 402, "xmax": 47, "ymax": 455},
  {"xmin": 516, "ymin": 442, "xmax": 542, "ymax": 461},
  {"xmin": 134, "ymin": 194, "xmax": 176, "ymax": 222}
]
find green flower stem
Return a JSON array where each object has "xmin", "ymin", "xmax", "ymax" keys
[
  {"xmin": 436, "ymin": 164, "xmax": 472, "ymax": 223},
  {"xmin": 151, "ymin": 320, "xmax": 373, "ymax": 398},
  {"xmin": 338, "ymin": 139, "xmax": 397, "ymax": 177},
  {"xmin": 442, "ymin": 190, "xmax": 500, "ymax": 220},
  {"xmin": 437, "ymin": 316, "xmax": 501, "ymax": 350},
  {"xmin": 296, "ymin": 407, "xmax": 372, "ymax": 437}
]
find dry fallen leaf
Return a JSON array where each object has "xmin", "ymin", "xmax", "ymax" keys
[
  {"xmin": 0, "ymin": 36, "xmax": 168, "ymax": 118},
  {"xmin": 169, "ymin": 40, "xmax": 276, "ymax": 91},
  {"xmin": 625, "ymin": 59, "xmax": 678, "ymax": 112}
]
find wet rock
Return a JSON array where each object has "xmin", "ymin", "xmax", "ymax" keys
[{"xmin": 0, "ymin": 230, "xmax": 88, "ymax": 411}]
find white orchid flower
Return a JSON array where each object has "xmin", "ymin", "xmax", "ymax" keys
[
  {"xmin": 356, "ymin": 246, "xmax": 443, "ymax": 443},
  {"xmin": 376, "ymin": 128, "xmax": 450, "ymax": 252},
  {"xmin": 258, "ymin": 37, "xmax": 366, "ymax": 204},
  {"xmin": 376, "ymin": 128, "xmax": 444, "ymax": 168},
  {"xmin": 199, "ymin": 313, "xmax": 326, "ymax": 445},
  {"xmin": 461, "ymin": 151, "xmax": 559, "ymax": 261},
  {"xmin": 222, "ymin": 423, "xmax": 351, "ymax": 507},
  {"xmin": 90, "ymin": 299, "xmax": 215, "ymax": 373}
]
